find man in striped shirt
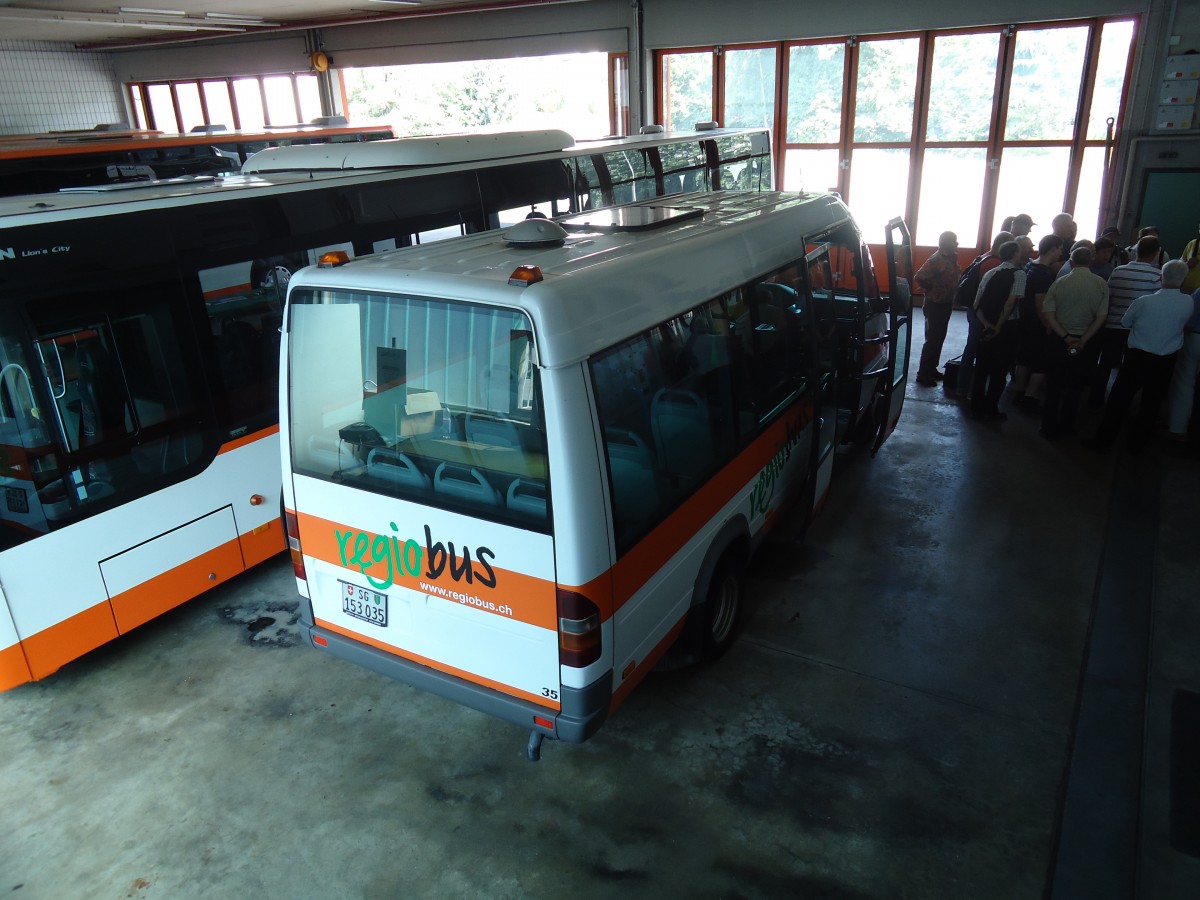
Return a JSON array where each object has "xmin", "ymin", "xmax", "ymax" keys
[{"xmin": 1091, "ymin": 235, "xmax": 1163, "ymax": 404}]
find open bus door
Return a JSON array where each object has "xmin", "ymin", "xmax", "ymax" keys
[
  {"xmin": 801, "ymin": 241, "xmax": 839, "ymax": 511},
  {"xmin": 871, "ymin": 216, "xmax": 914, "ymax": 456}
]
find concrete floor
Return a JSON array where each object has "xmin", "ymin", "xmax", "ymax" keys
[{"xmin": 2, "ymin": 308, "xmax": 1197, "ymax": 899}]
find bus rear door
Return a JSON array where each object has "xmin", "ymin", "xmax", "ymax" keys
[
  {"xmin": 872, "ymin": 217, "xmax": 914, "ymax": 455},
  {"xmin": 284, "ymin": 289, "xmax": 577, "ymax": 745},
  {"xmin": 801, "ymin": 242, "xmax": 839, "ymax": 511}
]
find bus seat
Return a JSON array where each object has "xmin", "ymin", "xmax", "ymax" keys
[
  {"xmin": 306, "ymin": 435, "xmax": 342, "ymax": 472},
  {"xmin": 650, "ymin": 388, "xmax": 713, "ymax": 483},
  {"xmin": 367, "ymin": 448, "xmax": 430, "ymax": 493},
  {"xmin": 465, "ymin": 413, "xmax": 522, "ymax": 450},
  {"xmin": 506, "ymin": 477, "xmax": 547, "ymax": 519},
  {"xmin": 605, "ymin": 428, "xmax": 659, "ymax": 535},
  {"xmin": 433, "ymin": 462, "xmax": 501, "ymax": 507}
]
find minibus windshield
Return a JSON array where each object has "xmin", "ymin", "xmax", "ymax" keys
[{"xmin": 288, "ymin": 288, "xmax": 550, "ymax": 532}]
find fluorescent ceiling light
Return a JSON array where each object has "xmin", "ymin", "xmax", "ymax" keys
[
  {"xmin": 118, "ymin": 7, "xmax": 187, "ymax": 14},
  {"xmin": 204, "ymin": 11, "xmax": 265, "ymax": 21},
  {"xmin": 367, "ymin": 1, "xmax": 422, "ymax": 5},
  {"xmin": 0, "ymin": 7, "xmax": 246, "ymax": 30}
]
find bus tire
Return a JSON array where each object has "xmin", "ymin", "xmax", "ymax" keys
[
  {"xmin": 250, "ymin": 253, "xmax": 306, "ymax": 291},
  {"xmin": 701, "ymin": 554, "xmax": 744, "ymax": 661}
]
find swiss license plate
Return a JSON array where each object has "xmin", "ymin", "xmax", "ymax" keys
[{"xmin": 340, "ymin": 580, "xmax": 388, "ymax": 627}]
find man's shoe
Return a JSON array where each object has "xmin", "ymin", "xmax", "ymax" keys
[
  {"xmin": 915, "ymin": 375, "xmax": 937, "ymax": 386},
  {"xmin": 932, "ymin": 371, "xmax": 945, "ymax": 381}
]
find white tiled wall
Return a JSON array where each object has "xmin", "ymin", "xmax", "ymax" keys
[{"xmin": 0, "ymin": 40, "xmax": 126, "ymax": 135}]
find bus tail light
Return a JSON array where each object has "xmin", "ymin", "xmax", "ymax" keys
[
  {"xmin": 557, "ymin": 588, "xmax": 601, "ymax": 667},
  {"xmin": 284, "ymin": 509, "xmax": 306, "ymax": 580}
]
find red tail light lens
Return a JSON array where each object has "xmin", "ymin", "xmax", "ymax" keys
[
  {"xmin": 284, "ymin": 509, "xmax": 306, "ymax": 580},
  {"xmin": 557, "ymin": 587, "xmax": 601, "ymax": 667}
]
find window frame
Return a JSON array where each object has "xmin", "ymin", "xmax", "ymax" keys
[{"xmin": 653, "ymin": 15, "xmax": 1139, "ymax": 251}]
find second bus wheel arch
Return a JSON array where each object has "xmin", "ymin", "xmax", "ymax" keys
[
  {"xmin": 659, "ymin": 518, "xmax": 751, "ymax": 669},
  {"xmin": 250, "ymin": 253, "xmax": 308, "ymax": 291}
]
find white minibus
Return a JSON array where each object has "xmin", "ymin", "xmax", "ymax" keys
[
  {"xmin": 0, "ymin": 126, "xmax": 767, "ymax": 693},
  {"xmin": 280, "ymin": 191, "xmax": 912, "ymax": 757}
]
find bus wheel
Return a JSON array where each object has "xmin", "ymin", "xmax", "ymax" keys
[{"xmin": 702, "ymin": 555, "xmax": 744, "ymax": 661}]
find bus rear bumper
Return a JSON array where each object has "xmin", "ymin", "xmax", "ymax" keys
[{"xmin": 303, "ymin": 622, "xmax": 610, "ymax": 746}]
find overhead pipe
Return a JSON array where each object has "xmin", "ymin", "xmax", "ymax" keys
[{"xmin": 81, "ymin": 0, "xmax": 593, "ymax": 51}]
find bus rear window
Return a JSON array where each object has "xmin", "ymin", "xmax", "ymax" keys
[{"xmin": 287, "ymin": 289, "xmax": 550, "ymax": 532}]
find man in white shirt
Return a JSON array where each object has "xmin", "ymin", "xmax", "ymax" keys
[{"xmin": 1084, "ymin": 260, "xmax": 1195, "ymax": 453}]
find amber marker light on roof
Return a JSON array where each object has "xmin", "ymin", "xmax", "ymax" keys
[
  {"xmin": 508, "ymin": 265, "xmax": 543, "ymax": 286},
  {"xmin": 318, "ymin": 250, "xmax": 350, "ymax": 267}
]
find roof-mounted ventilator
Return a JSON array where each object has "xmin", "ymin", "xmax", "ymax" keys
[
  {"xmin": 560, "ymin": 205, "xmax": 704, "ymax": 233},
  {"xmin": 504, "ymin": 218, "xmax": 569, "ymax": 248}
]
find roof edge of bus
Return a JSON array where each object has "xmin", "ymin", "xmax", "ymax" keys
[
  {"xmin": 242, "ymin": 129, "xmax": 576, "ymax": 174},
  {"xmin": 570, "ymin": 126, "xmax": 761, "ymax": 145}
]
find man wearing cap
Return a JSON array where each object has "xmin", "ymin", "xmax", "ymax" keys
[
  {"xmin": 1011, "ymin": 213, "xmax": 1034, "ymax": 237},
  {"xmin": 1102, "ymin": 226, "xmax": 1130, "ymax": 267}
]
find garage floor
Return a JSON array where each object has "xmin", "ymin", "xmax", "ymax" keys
[{"xmin": 2, "ymin": 307, "xmax": 1197, "ymax": 899}]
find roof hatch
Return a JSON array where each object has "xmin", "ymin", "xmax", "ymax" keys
[{"xmin": 560, "ymin": 205, "xmax": 704, "ymax": 233}]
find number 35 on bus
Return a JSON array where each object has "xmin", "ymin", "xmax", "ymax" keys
[{"xmin": 281, "ymin": 191, "xmax": 913, "ymax": 759}]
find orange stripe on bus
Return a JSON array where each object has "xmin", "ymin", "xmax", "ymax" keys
[
  {"xmin": 218, "ymin": 424, "xmax": 279, "ymax": 455},
  {"xmin": 608, "ymin": 616, "xmax": 687, "ymax": 714},
  {"xmin": 297, "ymin": 511, "xmax": 558, "ymax": 631},
  {"xmin": 0, "ymin": 126, "xmax": 392, "ymax": 160},
  {"xmin": 240, "ymin": 517, "xmax": 286, "ymax": 569},
  {"xmin": 21, "ymin": 600, "xmax": 120, "ymax": 681},
  {"xmin": 315, "ymin": 616, "xmax": 560, "ymax": 711},
  {"xmin": 0, "ymin": 641, "xmax": 34, "ymax": 692},
  {"xmin": 606, "ymin": 404, "xmax": 811, "ymax": 608},
  {"xmin": 110, "ymin": 536, "xmax": 245, "ymax": 633},
  {"xmin": 203, "ymin": 283, "xmax": 253, "ymax": 301}
]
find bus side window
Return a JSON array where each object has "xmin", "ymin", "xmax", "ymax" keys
[
  {"xmin": 19, "ymin": 280, "xmax": 211, "ymax": 536},
  {"xmin": 592, "ymin": 298, "xmax": 742, "ymax": 552},
  {"xmin": 743, "ymin": 273, "xmax": 810, "ymax": 422},
  {"xmin": 200, "ymin": 259, "xmax": 289, "ymax": 433}
]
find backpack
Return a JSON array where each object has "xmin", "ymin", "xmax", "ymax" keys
[
  {"xmin": 952, "ymin": 254, "xmax": 987, "ymax": 308},
  {"xmin": 976, "ymin": 267, "xmax": 1017, "ymax": 324}
]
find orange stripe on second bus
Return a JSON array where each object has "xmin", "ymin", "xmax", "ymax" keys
[
  {"xmin": 240, "ymin": 517, "xmax": 286, "ymax": 569},
  {"xmin": 110, "ymin": 536, "xmax": 245, "ymax": 633},
  {"xmin": 316, "ymin": 616, "xmax": 560, "ymax": 711},
  {"xmin": 297, "ymin": 511, "xmax": 558, "ymax": 631},
  {"xmin": 203, "ymin": 283, "xmax": 253, "ymax": 301},
  {"xmin": 21, "ymin": 600, "xmax": 120, "ymax": 681},
  {"xmin": 0, "ymin": 641, "xmax": 34, "ymax": 692},
  {"xmin": 218, "ymin": 424, "xmax": 279, "ymax": 455}
]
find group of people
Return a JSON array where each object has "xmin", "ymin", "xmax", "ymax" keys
[{"xmin": 914, "ymin": 212, "xmax": 1200, "ymax": 453}]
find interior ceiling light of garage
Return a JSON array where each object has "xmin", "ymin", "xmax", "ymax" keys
[{"xmin": 0, "ymin": 0, "xmax": 584, "ymax": 49}]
